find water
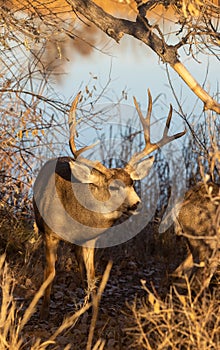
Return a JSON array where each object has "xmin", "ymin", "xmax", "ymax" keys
[{"xmin": 58, "ymin": 36, "xmax": 219, "ymax": 114}]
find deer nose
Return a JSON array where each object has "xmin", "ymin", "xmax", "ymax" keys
[{"xmin": 129, "ymin": 201, "xmax": 142, "ymax": 212}]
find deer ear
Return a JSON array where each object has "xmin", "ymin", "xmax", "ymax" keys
[
  {"xmin": 130, "ymin": 156, "xmax": 154, "ymax": 180},
  {"xmin": 69, "ymin": 161, "xmax": 98, "ymax": 184}
]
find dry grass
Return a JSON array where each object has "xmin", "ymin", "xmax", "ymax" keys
[
  {"xmin": 0, "ymin": 254, "xmax": 112, "ymax": 350},
  {"xmin": 126, "ymin": 278, "xmax": 220, "ymax": 350},
  {"xmin": 1, "ymin": 247, "xmax": 220, "ymax": 349}
]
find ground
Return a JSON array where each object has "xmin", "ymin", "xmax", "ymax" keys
[
  {"xmin": 1, "ymin": 225, "xmax": 220, "ymax": 350},
  {"xmin": 7, "ymin": 226, "xmax": 188, "ymax": 350}
]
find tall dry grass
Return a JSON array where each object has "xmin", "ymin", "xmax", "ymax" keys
[
  {"xmin": 126, "ymin": 278, "xmax": 220, "ymax": 349},
  {"xmin": 0, "ymin": 254, "xmax": 112, "ymax": 350}
]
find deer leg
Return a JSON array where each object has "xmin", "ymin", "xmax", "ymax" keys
[
  {"xmin": 75, "ymin": 243, "xmax": 96, "ymax": 294},
  {"xmin": 40, "ymin": 232, "xmax": 59, "ymax": 319},
  {"xmin": 75, "ymin": 245, "xmax": 96, "ymax": 304},
  {"xmin": 187, "ymin": 238, "xmax": 218, "ymax": 293},
  {"xmin": 75, "ymin": 245, "xmax": 86, "ymax": 289},
  {"xmin": 82, "ymin": 246, "xmax": 95, "ymax": 294},
  {"xmin": 173, "ymin": 252, "xmax": 194, "ymax": 278}
]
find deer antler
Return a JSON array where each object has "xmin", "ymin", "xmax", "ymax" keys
[
  {"xmin": 126, "ymin": 89, "xmax": 186, "ymax": 169},
  {"xmin": 68, "ymin": 92, "xmax": 108, "ymax": 174},
  {"xmin": 69, "ymin": 92, "xmax": 99, "ymax": 159}
]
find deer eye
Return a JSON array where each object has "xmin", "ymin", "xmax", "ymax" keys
[
  {"xmin": 109, "ymin": 185, "xmax": 120, "ymax": 192},
  {"xmin": 109, "ymin": 179, "xmax": 125, "ymax": 192}
]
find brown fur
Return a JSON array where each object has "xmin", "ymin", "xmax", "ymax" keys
[
  {"xmin": 174, "ymin": 182, "xmax": 220, "ymax": 291},
  {"xmin": 33, "ymin": 156, "xmax": 150, "ymax": 318}
]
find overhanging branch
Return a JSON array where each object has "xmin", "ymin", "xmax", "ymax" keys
[{"xmin": 66, "ymin": 0, "xmax": 220, "ymax": 114}]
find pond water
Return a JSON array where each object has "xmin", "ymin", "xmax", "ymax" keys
[{"xmin": 58, "ymin": 36, "xmax": 219, "ymax": 115}]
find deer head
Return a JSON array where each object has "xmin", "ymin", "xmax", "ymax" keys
[{"xmin": 64, "ymin": 91, "xmax": 186, "ymax": 229}]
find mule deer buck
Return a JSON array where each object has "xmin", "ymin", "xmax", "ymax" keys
[
  {"xmin": 33, "ymin": 90, "xmax": 186, "ymax": 318},
  {"xmin": 173, "ymin": 180, "xmax": 220, "ymax": 293}
]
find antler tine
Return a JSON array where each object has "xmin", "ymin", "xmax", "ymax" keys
[
  {"xmin": 68, "ymin": 92, "xmax": 108, "ymax": 174},
  {"xmin": 69, "ymin": 92, "xmax": 81, "ymax": 158},
  {"xmin": 145, "ymin": 89, "xmax": 153, "ymax": 144},
  {"xmin": 127, "ymin": 90, "xmax": 155, "ymax": 168},
  {"xmin": 156, "ymin": 104, "xmax": 186, "ymax": 149},
  {"xmin": 133, "ymin": 89, "xmax": 152, "ymax": 147},
  {"xmin": 126, "ymin": 90, "xmax": 186, "ymax": 168},
  {"xmin": 163, "ymin": 104, "xmax": 173, "ymax": 137},
  {"xmin": 69, "ymin": 92, "xmax": 98, "ymax": 159}
]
